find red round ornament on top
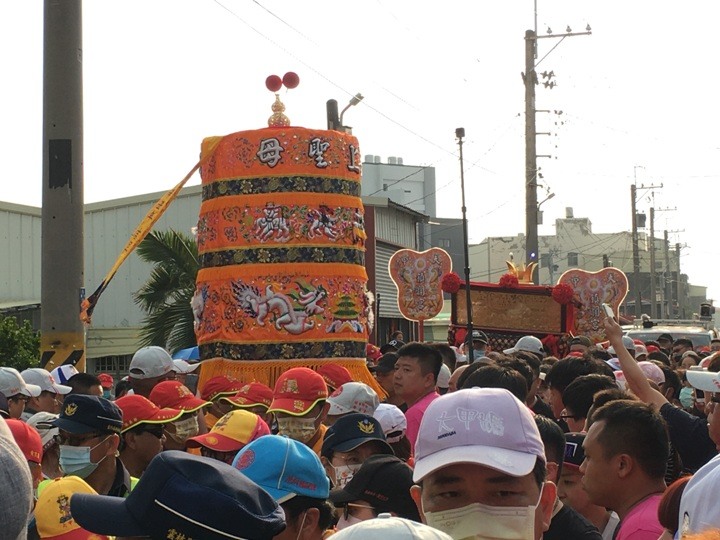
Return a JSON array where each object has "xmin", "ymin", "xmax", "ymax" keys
[
  {"xmin": 282, "ymin": 72, "xmax": 300, "ymax": 89},
  {"xmin": 265, "ymin": 74, "xmax": 282, "ymax": 92}
]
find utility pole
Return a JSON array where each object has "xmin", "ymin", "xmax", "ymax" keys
[
  {"xmin": 523, "ymin": 26, "xmax": 590, "ymax": 283},
  {"xmin": 649, "ymin": 207, "xmax": 657, "ymax": 319},
  {"xmin": 676, "ymin": 243, "xmax": 685, "ymax": 318},
  {"xmin": 631, "ymin": 184, "xmax": 641, "ymax": 317},
  {"xmin": 41, "ymin": 0, "xmax": 85, "ymax": 372},
  {"xmin": 524, "ymin": 30, "xmax": 539, "ymax": 280}
]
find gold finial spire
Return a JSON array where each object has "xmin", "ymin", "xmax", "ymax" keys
[
  {"xmin": 268, "ymin": 94, "xmax": 290, "ymax": 127},
  {"xmin": 506, "ymin": 260, "xmax": 537, "ymax": 284}
]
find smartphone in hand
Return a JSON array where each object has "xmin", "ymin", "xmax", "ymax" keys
[{"xmin": 602, "ymin": 303, "xmax": 614, "ymax": 319}]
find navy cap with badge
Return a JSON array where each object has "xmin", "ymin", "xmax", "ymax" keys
[
  {"xmin": 71, "ymin": 450, "xmax": 286, "ymax": 540},
  {"xmin": 321, "ymin": 413, "xmax": 393, "ymax": 459},
  {"xmin": 51, "ymin": 394, "xmax": 123, "ymax": 435}
]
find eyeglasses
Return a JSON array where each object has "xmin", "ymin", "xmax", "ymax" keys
[
  {"xmin": 559, "ymin": 409, "xmax": 579, "ymax": 421},
  {"xmin": 8, "ymin": 394, "xmax": 29, "ymax": 403},
  {"xmin": 341, "ymin": 503, "xmax": 376, "ymax": 520}
]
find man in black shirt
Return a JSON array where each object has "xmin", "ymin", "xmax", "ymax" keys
[{"xmin": 534, "ymin": 415, "xmax": 602, "ymax": 540}]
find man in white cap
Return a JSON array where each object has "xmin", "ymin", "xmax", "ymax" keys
[
  {"xmin": 324, "ymin": 382, "xmax": 380, "ymax": 426},
  {"xmin": 128, "ymin": 346, "xmax": 175, "ymax": 398},
  {"xmin": 504, "ymin": 335, "xmax": 546, "ymax": 358},
  {"xmin": 21, "ymin": 367, "xmax": 72, "ymax": 419},
  {"xmin": 0, "ymin": 366, "xmax": 41, "ymax": 419},
  {"xmin": 410, "ymin": 387, "xmax": 556, "ymax": 539}
]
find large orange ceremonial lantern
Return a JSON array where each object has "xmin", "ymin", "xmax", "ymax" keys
[{"xmin": 192, "ymin": 75, "xmax": 380, "ymax": 392}]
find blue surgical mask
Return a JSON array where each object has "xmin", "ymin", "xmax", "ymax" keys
[
  {"xmin": 59, "ymin": 437, "xmax": 110, "ymax": 478},
  {"xmin": 679, "ymin": 387, "xmax": 694, "ymax": 409}
]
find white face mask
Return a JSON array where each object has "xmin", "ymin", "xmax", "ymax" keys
[
  {"xmin": 336, "ymin": 513, "xmax": 363, "ymax": 531},
  {"xmin": 423, "ymin": 490, "xmax": 541, "ymax": 540},
  {"xmin": 331, "ymin": 463, "xmax": 361, "ymax": 488}
]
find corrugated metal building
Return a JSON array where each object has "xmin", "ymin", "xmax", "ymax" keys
[{"xmin": 0, "ymin": 189, "xmax": 425, "ymax": 375}]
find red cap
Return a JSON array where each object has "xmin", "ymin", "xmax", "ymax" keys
[
  {"xmin": 567, "ymin": 351, "xmax": 585, "ymax": 358},
  {"xmin": 366, "ymin": 344, "xmax": 382, "ymax": 361},
  {"xmin": 646, "ymin": 345, "xmax": 660, "ymax": 354},
  {"xmin": 221, "ymin": 382, "xmax": 273, "ymax": 409},
  {"xmin": 7, "ymin": 419, "xmax": 43, "ymax": 464},
  {"xmin": 149, "ymin": 380, "xmax": 210, "ymax": 413},
  {"xmin": 268, "ymin": 367, "xmax": 328, "ymax": 416},
  {"xmin": 114, "ymin": 394, "xmax": 183, "ymax": 433},
  {"xmin": 316, "ymin": 364, "xmax": 353, "ymax": 391},
  {"xmin": 200, "ymin": 376, "xmax": 245, "ymax": 402},
  {"xmin": 186, "ymin": 410, "xmax": 270, "ymax": 452},
  {"xmin": 97, "ymin": 373, "xmax": 114, "ymax": 389}
]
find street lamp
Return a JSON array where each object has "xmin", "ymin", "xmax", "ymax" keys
[
  {"xmin": 339, "ymin": 93, "xmax": 364, "ymax": 126},
  {"xmin": 326, "ymin": 93, "xmax": 364, "ymax": 132},
  {"xmin": 456, "ymin": 127, "xmax": 474, "ymax": 363},
  {"xmin": 537, "ymin": 192, "xmax": 555, "ymax": 225}
]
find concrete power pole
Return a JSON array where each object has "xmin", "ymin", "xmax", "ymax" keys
[
  {"xmin": 676, "ymin": 243, "xmax": 685, "ymax": 318},
  {"xmin": 631, "ymin": 184, "xmax": 641, "ymax": 317},
  {"xmin": 524, "ymin": 30, "xmax": 539, "ymax": 280},
  {"xmin": 523, "ymin": 27, "xmax": 590, "ymax": 283},
  {"xmin": 41, "ymin": 0, "xmax": 85, "ymax": 372},
  {"xmin": 649, "ymin": 207, "xmax": 657, "ymax": 319}
]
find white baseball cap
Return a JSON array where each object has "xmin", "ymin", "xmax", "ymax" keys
[
  {"xmin": 0, "ymin": 367, "xmax": 41, "ymax": 398},
  {"xmin": 503, "ymin": 335, "xmax": 545, "ymax": 357},
  {"xmin": 129, "ymin": 346, "xmax": 174, "ymax": 380},
  {"xmin": 436, "ymin": 364, "xmax": 451, "ymax": 389},
  {"xmin": 327, "ymin": 382, "xmax": 379, "ymax": 416},
  {"xmin": 331, "ymin": 514, "xmax": 452, "ymax": 540},
  {"xmin": 678, "ymin": 454, "xmax": 720, "ymax": 536},
  {"xmin": 413, "ymin": 387, "xmax": 545, "ymax": 482},
  {"xmin": 172, "ymin": 359, "xmax": 201, "ymax": 374},
  {"xmin": 50, "ymin": 364, "xmax": 79, "ymax": 385},
  {"xmin": 26, "ymin": 411, "xmax": 60, "ymax": 450},
  {"xmin": 373, "ymin": 403, "xmax": 408, "ymax": 443},
  {"xmin": 685, "ymin": 368, "xmax": 720, "ymax": 393},
  {"xmin": 21, "ymin": 368, "xmax": 72, "ymax": 395}
]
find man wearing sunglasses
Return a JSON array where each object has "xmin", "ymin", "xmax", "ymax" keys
[
  {"xmin": 50, "ymin": 394, "xmax": 132, "ymax": 497},
  {"xmin": 115, "ymin": 394, "xmax": 183, "ymax": 477}
]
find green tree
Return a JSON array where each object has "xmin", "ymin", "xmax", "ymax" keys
[
  {"xmin": 0, "ymin": 316, "xmax": 40, "ymax": 371},
  {"xmin": 134, "ymin": 229, "xmax": 199, "ymax": 354}
]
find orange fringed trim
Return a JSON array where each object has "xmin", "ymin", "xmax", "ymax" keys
[{"xmin": 197, "ymin": 358, "xmax": 387, "ymax": 401}]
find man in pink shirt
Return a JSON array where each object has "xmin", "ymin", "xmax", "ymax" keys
[
  {"xmin": 393, "ymin": 342, "xmax": 442, "ymax": 452},
  {"xmin": 581, "ymin": 399, "xmax": 668, "ymax": 540}
]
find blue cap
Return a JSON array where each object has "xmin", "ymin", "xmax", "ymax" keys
[
  {"xmin": 51, "ymin": 395, "xmax": 123, "ymax": 434},
  {"xmin": 233, "ymin": 435, "xmax": 330, "ymax": 503},
  {"xmin": 71, "ymin": 450, "xmax": 285, "ymax": 540},
  {"xmin": 321, "ymin": 413, "xmax": 393, "ymax": 459}
]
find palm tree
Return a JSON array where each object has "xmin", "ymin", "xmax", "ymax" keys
[{"xmin": 134, "ymin": 229, "xmax": 199, "ymax": 353}]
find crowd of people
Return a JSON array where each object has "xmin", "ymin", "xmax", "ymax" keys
[{"xmin": 2, "ymin": 318, "xmax": 720, "ymax": 540}]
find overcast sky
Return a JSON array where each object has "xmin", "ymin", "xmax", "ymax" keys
[{"xmin": 2, "ymin": 1, "xmax": 718, "ymax": 301}]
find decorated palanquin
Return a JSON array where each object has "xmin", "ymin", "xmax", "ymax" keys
[
  {"xmin": 444, "ymin": 262, "xmax": 577, "ymax": 357},
  {"xmin": 191, "ymin": 76, "xmax": 380, "ymax": 393}
]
